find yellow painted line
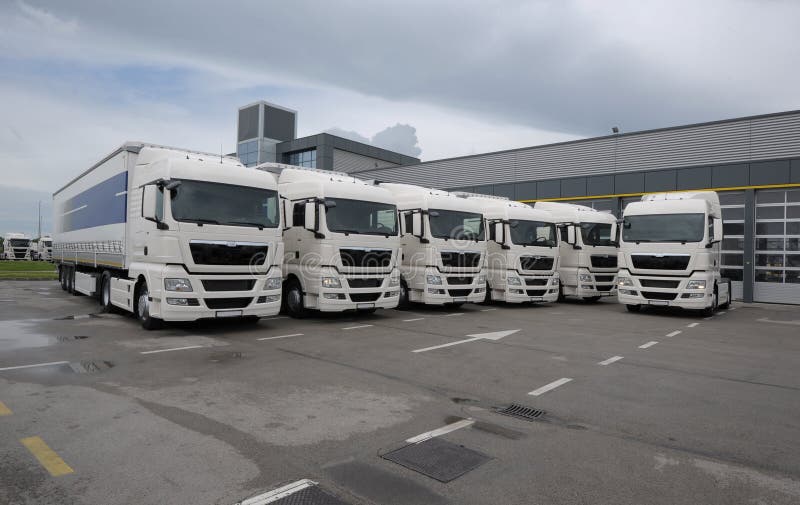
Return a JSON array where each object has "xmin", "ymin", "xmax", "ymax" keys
[
  {"xmin": 0, "ymin": 401, "xmax": 11, "ymax": 416},
  {"xmin": 519, "ymin": 182, "xmax": 800, "ymax": 203},
  {"xmin": 20, "ymin": 436, "xmax": 74, "ymax": 476}
]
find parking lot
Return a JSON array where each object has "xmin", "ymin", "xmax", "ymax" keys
[{"xmin": 1, "ymin": 280, "xmax": 800, "ymax": 505}]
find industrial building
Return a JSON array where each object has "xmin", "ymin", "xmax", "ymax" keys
[{"xmin": 235, "ymin": 102, "xmax": 800, "ymax": 305}]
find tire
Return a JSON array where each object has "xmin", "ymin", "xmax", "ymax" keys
[
  {"xmin": 483, "ymin": 283, "xmax": 492, "ymax": 304},
  {"xmin": 701, "ymin": 287, "xmax": 718, "ymax": 317},
  {"xmin": 99, "ymin": 272, "xmax": 113, "ymax": 313},
  {"xmin": 583, "ymin": 296, "xmax": 602, "ymax": 303},
  {"xmin": 136, "ymin": 282, "xmax": 163, "ymax": 330},
  {"xmin": 59, "ymin": 266, "xmax": 67, "ymax": 291},
  {"xmin": 557, "ymin": 282, "xmax": 565, "ymax": 302},
  {"xmin": 719, "ymin": 280, "xmax": 731, "ymax": 309},
  {"xmin": 397, "ymin": 279, "xmax": 410, "ymax": 310},
  {"xmin": 626, "ymin": 304, "xmax": 641, "ymax": 313},
  {"xmin": 284, "ymin": 278, "xmax": 308, "ymax": 319}
]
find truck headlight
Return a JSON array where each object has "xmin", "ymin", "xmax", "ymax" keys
[
  {"xmin": 165, "ymin": 278, "xmax": 193, "ymax": 292},
  {"xmin": 389, "ymin": 276, "xmax": 400, "ymax": 287},
  {"xmin": 617, "ymin": 277, "xmax": 633, "ymax": 287},
  {"xmin": 579, "ymin": 273, "xmax": 592, "ymax": 282},
  {"xmin": 550, "ymin": 276, "xmax": 560, "ymax": 286},
  {"xmin": 686, "ymin": 280, "xmax": 706, "ymax": 290},
  {"xmin": 265, "ymin": 277, "xmax": 282, "ymax": 290},
  {"xmin": 321, "ymin": 277, "xmax": 341, "ymax": 288},
  {"xmin": 426, "ymin": 275, "xmax": 443, "ymax": 285},
  {"xmin": 477, "ymin": 275, "xmax": 486, "ymax": 284},
  {"xmin": 507, "ymin": 275, "xmax": 522, "ymax": 286}
]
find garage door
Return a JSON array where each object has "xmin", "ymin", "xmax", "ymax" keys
[
  {"xmin": 753, "ymin": 188, "xmax": 800, "ymax": 304},
  {"xmin": 720, "ymin": 191, "xmax": 745, "ymax": 300}
]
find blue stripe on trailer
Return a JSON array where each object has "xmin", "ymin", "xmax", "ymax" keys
[{"xmin": 57, "ymin": 172, "xmax": 128, "ymax": 232}]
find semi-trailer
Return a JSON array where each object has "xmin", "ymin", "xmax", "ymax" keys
[
  {"xmin": 257, "ymin": 164, "xmax": 401, "ymax": 318},
  {"xmin": 465, "ymin": 194, "xmax": 560, "ymax": 303},
  {"xmin": 53, "ymin": 142, "xmax": 284, "ymax": 329},
  {"xmin": 2, "ymin": 233, "xmax": 31, "ymax": 260},
  {"xmin": 379, "ymin": 183, "xmax": 487, "ymax": 308},
  {"xmin": 534, "ymin": 201, "xmax": 619, "ymax": 302},
  {"xmin": 617, "ymin": 191, "xmax": 731, "ymax": 315}
]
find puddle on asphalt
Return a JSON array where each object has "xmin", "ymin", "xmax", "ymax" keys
[{"xmin": 0, "ymin": 319, "xmax": 59, "ymax": 351}]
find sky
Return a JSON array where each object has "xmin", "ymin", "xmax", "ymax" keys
[{"xmin": 1, "ymin": 0, "xmax": 798, "ymax": 235}]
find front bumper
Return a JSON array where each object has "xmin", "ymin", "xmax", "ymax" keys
[
  {"xmin": 576, "ymin": 270, "xmax": 618, "ymax": 297},
  {"xmin": 154, "ymin": 266, "xmax": 282, "ymax": 321},
  {"xmin": 616, "ymin": 271, "xmax": 714, "ymax": 309},
  {"xmin": 499, "ymin": 272, "xmax": 559, "ymax": 303},
  {"xmin": 417, "ymin": 269, "xmax": 486, "ymax": 305},
  {"xmin": 305, "ymin": 268, "xmax": 400, "ymax": 312}
]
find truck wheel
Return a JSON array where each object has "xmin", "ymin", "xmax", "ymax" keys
[
  {"xmin": 398, "ymin": 279, "xmax": 410, "ymax": 310},
  {"xmin": 701, "ymin": 287, "xmax": 718, "ymax": 317},
  {"xmin": 557, "ymin": 282, "xmax": 565, "ymax": 302},
  {"xmin": 136, "ymin": 282, "xmax": 163, "ymax": 330},
  {"xmin": 59, "ymin": 267, "xmax": 67, "ymax": 291},
  {"xmin": 284, "ymin": 278, "xmax": 308, "ymax": 319},
  {"xmin": 719, "ymin": 280, "xmax": 732, "ymax": 309},
  {"xmin": 583, "ymin": 296, "xmax": 602, "ymax": 303},
  {"xmin": 626, "ymin": 304, "xmax": 641, "ymax": 313},
  {"xmin": 70, "ymin": 267, "xmax": 80, "ymax": 296},
  {"xmin": 99, "ymin": 273, "xmax": 114, "ymax": 313},
  {"xmin": 482, "ymin": 283, "xmax": 492, "ymax": 304}
]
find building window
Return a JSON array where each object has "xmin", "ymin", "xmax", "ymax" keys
[
  {"xmin": 288, "ymin": 149, "xmax": 316, "ymax": 168},
  {"xmin": 238, "ymin": 140, "xmax": 259, "ymax": 166},
  {"xmin": 720, "ymin": 191, "xmax": 745, "ymax": 285}
]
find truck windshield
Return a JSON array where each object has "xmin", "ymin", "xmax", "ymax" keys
[
  {"xmin": 170, "ymin": 180, "xmax": 279, "ymax": 228},
  {"xmin": 580, "ymin": 222, "xmax": 615, "ymax": 246},
  {"xmin": 325, "ymin": 198, "xmax": 398, "ymax": 236},
  {"xmin": 510, "ymin": 220, "xmax": 557, "ymax": 247},
  {"xmin": 429, "ymin": 209, "xmax": 485, "ymax": 241},
  {"xmin": 622, "ymin": 213, "xmax": 705, "ymax": 243},
  {"xmin": 9, "ymin": 239, "xmax": 30, "ymax": 247}
]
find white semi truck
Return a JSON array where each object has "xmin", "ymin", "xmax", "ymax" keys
[
  {"xmin": 53, "ymin": 142, "xmax": 284, "ymax": 329},
  {"xmin": 379, "ymin": 183, "xmax": 487, "ymax": 307},
  {"xmin": 534, "ymin": 202, "xmax": 619, "ymax": 301},
  {"xmin": 36, "ymin": 235, "xmax": 53, "ymax": 261},
  {"xmin": 617, "ymin": 191, "xmax": 731, "ymax": 315},
  {"xmin": 257, "ymin": 164, "xmax": 401, "ymax": 317},
  {"xmin": 2, "ymin": 233, "xmax": 31, "ymax": 260},
  {"xmin": 466, "ymin": 195, "xmax": 560, "ymax": 303}
]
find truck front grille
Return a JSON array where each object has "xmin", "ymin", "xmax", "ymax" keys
[
  {"xmin": 526, "ymin": 289, "xmax": 547, "ymax": 297},
  {"xmin": 631, "ymin": 255, "xmax": 690, "ymax": 270},
  {"xmin": 448, "ymin": 289, "xmax": 473, "ymax": 297},
  {"xmin": 447, "ymin": 276, "xmax": 473, "ymax": 285},
  {"xmin": 441, "ymin": 251, "xmax": 481, "ymax": 268},
  {"xmin": 350, "ymin": 293, "xmax": 382, "ymax": 302},
  {"xmin": 590, "ymin": 255, "xmax": 617, "ymax": 268},
  {"xmin": 340, "ymin": 248, "xmax": 392, "ymax": 268},
  {"xmin": 594, "ymin": 275, "xmax": 616, "ymax": 283},
  {"xmin": 597, "ymin": 285, "xmax": 614, "ymax": 292},
  {"xmin": 204, "ymin": 297, "xmax": 253, "ymax": 309},
  {"xmin": 524, "ymin": 278, "xmax": 548, "ymax": 286},
  {"xmin": 639, "ymin": 279, "xmax": 680, "ymax": 289},
  {"xmin": 190, "ymin": 242, "xmax": 267, "ymax": 266},
  {"xmin": 346, "ymin": 278, "xmax": 383, "ymax": 288},
  {"xmin": 641, "ymin": 291, "xmax": 678, "ymax": 301},
  {"xmin": 520, "ymin": 256, "xmax": 554, "ymax": 271},
  {"xmin": 201, "ymin": 279, "xmax": 256, "ymax": 292}
]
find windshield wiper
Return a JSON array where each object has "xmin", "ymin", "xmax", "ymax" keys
[
  {"xmin": 181, "ymin": 218, "xmax": 220, "ymax": 226},
  {"xmin": 228, "ymin": 221, "xmax": 267, "ymax": 230}
]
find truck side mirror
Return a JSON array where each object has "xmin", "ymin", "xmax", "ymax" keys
[
  {"xmin": 493, "ymin": 222, "xmax": 510, "ymax": 249},
  {"xmin": 304, "ymin": 201, "xmax": 316, "ymax": 232},
  {"xmin": 142, "ymin": 185, "xmax": 159, "ymax": 221},
  {"xmin": 566, "ymin": 225, "xmax": 576, "ymax": 245},
  {"xmin": 713, "ymin": 217, "xmax": 723, "ymax": 243},
  {"xmin": 411, "ymin": 213, "xmax": 422, "ymax": 236},
  {"xmin": 281, "ymin": 199, "xmax": 291, "ymax": 229}
]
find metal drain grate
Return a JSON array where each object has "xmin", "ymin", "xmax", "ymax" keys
[
  {"xmin": 383, "ymin": 437, "xmax": 491, "ymax": 483},
  {"xmin": 496, "ymin": 403, "xmax": 545, "ymax": 421}
]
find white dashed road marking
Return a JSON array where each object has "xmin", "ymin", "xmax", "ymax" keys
[
  {"xmin": 140, "ymin": 345, "xmax": 205, "ymax": 355},
  {"xmin": 687, "ymin": 323, "xmax": 699, "ymax": 328},
  {"xmin": 598, "ymin": 356, "xmax": 624, "ymax": 366},
  {"xmin": 402, "ymin": 318, "xmax": 424, "ymax": 322},
  {"xmin": 666, "ymin": 330, "xmax": 682, "ymax": 337},
  {"xmin": 480, "ymin": 308, "xmax": 496, "ymax": 312},
  {"xmin": 405, "ymin": 418, "xmax": 475, "ymax": 444},
  {"xmin": 639, "ymin": 341, "xmax": 659, "ymax": 349},
  {"xmin": 342, "ymin": 324, "xmax": 373, "ymax": 330},
  {"xmin": 0, "ymin": 360, "xmax": 69, "ymax": 372},
  {"xmin": 238, "ymin": 479, "xmax": 317, "ymax": 504},
  {"xmin": 442, "ymin": 313, "xmax": 464, "ymax": 317},
  {"xmin": 528, "ymin": 377, "xmax": 573, "ymax": 396},
  {"xmin": 257, "ymin": 333, "xmax": 303, "ymax": 341},
  {"xmin": 757, "ymin": 318, "xmax": 800, "ymax": 326}
]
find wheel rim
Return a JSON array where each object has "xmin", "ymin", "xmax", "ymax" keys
[{"xmin": 138, "ymin": 289, "xmax": 149, "ymax": 320}]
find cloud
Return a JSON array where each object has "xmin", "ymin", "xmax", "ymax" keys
[{"xmin": 325, "ymin": 124, "xmax": 422, "ymax": 158}]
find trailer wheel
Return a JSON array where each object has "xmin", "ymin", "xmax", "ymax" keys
[
  {"xmin": 397, "ymin": 279, "xmax": 410, "ymax": 310},
  {"xmin": 59, "ymin": 267, "xmax": 67, "ymax": 291},
  {"xmin": 284, "ymin": 278, "xmax": 308, "ymax": 319},
  {"xmin": 625, "ymin": 304, "xmax": 641, "ymax": 313},
  {"xmin": 70, "ymin": 267, "xmax": 80, "ymax": 296},
  {"xmin": 99, "ymin": 272, "xmax": 114, "ymax": 313},
  {"xmin": 136, "ymin": 282, "xmax": 163, "ymax": 330}
]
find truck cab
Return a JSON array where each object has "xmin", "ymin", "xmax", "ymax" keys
[
  {"xmin": 2, "ymin": 233, "xmax": 31, "ymax": 260},
  {"xmin": 38, "ymin": 236, "xmax": 53, "ymax": 261},
  {"xmin": 466, "ymin": 195, "xmax": 560, "ymax": 303},
  {"xmin": 534, "ymin": 202, "xmax": 619, "ymax": 301},
  {"xmin": 260, "ymin": 165, "xmax": 401, "ymax": 317},
  {"xmin": 380, "ymin": 183, "xmax": 487, "ymax": 307},
  {"xmin": 617, "ymin": 191, "xmax": 731, "ymax": 315}
]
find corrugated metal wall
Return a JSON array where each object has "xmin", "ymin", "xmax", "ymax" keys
[
  {"xmin": 357, "ymin": 111, "xmax": 800, "ymax": 188},
  {"xmin": 332, "ymin": 149, "xmax": 399, "ymax": 174}
]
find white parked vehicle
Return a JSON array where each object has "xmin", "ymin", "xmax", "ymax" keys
[
  {"xmin": 2, "ymin": 233, "xmax": 31, "ymax": 260},
  {"xmin": 257, "ymin": 164, "xmax": 401, "ymax": 317},
  {"xmin": 37, "ymin": 235, "xmax": 53, "ymax": 261},
  {"xmin": 465, "ymin": 195, "xmax": 560, "ymax": 303},
  {"xmin": 617, "ymin": 191, "xmax": 731, "ymax": 315},
  {"xmin": 53, "ymin": 142, "xmax": 284, "ymax": 329},
  {"xmin": 379, "ymin": 183, "xmax": 487, "ymax": 307},
  {"xmin": 534, "ymin": 202, "xmax": 619, "ymax": 301}
]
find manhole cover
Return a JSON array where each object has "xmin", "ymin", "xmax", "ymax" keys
[
  {"xmin": 382, "ymin": 437, "xmax": 491, "ymax": 483},
  {"xmin": 496, "ymin": 403, "xmax": 545, "ymax": 421},
  {"xmin": 68, "ymin": 361, "xmax": 114, "ymax": 374}
]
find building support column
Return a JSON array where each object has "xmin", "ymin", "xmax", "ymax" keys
[{"xmin": 742, "ymin": 189, "xmax": 755, "ymax": 303}]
